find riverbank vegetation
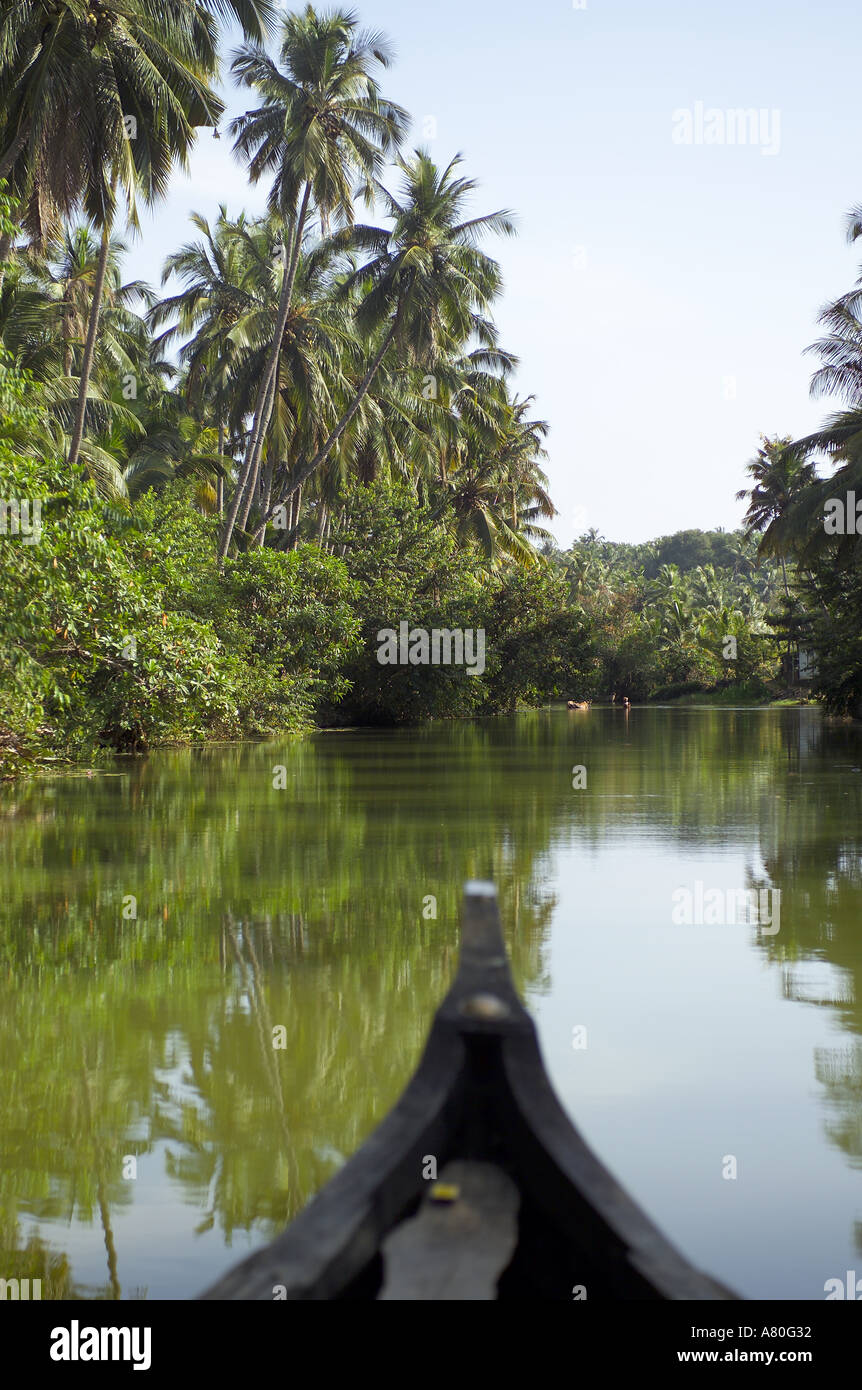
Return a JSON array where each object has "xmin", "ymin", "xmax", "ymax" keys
[
  {"xmin": 546, "ymin": 527, "xmax": 785, "ymax": 704},
  {"xmin": 0, "ymin": 2, "xmax": 851, "ymax": 781},
  {"xmin": 0, "ymin": 3, "xmax": 570, "ymax": 775},
  {"xmin": 725, "ymin": 206, "xmax": 862, "ymax": 718}
]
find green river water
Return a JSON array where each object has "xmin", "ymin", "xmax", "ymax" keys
[{"xmin": 1, "ymin": 706, "xmax": 860, "ymax": 1299}]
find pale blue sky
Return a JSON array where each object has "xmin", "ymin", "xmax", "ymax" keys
[{"xmin": 128, "ymin": 0, "xmax": 862, "ymax": 544}]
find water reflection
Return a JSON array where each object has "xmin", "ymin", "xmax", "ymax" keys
[{"xmin": 0, "ymin": 709, "xmax": 860, "ymax": 1297}]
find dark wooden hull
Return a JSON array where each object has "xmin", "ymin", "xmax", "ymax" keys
[{"xmin": 201, "ymin": 885, "xmax": 737, "ymax": 1300}]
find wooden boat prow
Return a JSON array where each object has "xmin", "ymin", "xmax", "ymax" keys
[{"xmin": 201, "ymin": 883, "xmax": 737, "ymax": 1300}]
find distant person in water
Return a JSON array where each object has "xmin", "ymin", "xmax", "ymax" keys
[{"xmin": 622, "ymin": 696, "xmax": 631, "ymax": 710}]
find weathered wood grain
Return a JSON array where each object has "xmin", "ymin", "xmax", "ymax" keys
[{"xmin": 378, "ymin": 1161, "xmax": 519, "ymax": 1300}]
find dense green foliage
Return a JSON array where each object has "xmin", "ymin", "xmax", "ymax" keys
[
  {"xmin": 0, "ymin": 3, "xmax": 819, "ymax": 782},
  {"xmin": 730, "ymin": 206, "xmax": 862, "ymax": 716},
  {"xmin": 548, "ymin": 528, "xmax": 782, "ymax": 701},
  {"xmin": 0, "ymin": 7, "xmax": 578, "ymax": 773}
]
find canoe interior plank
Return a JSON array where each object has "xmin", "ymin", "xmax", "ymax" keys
[{"xmin": 378, "ymin": 1161, "xmax": 519, "ymax": 1301}]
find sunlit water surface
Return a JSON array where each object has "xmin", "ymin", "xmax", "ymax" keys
[{"xmin": 1, "ymin": 707, "xmax": 860, "ymax": 1299}]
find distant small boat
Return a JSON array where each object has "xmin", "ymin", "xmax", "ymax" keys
[{"xmin": 201, "ymin": 884, "xmax": 737, "ymax": 1301}]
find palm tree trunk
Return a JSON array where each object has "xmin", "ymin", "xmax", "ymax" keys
[
  {"xmin": 98, "ymin": 1186, "xmax": 121, "ymax": 1301},
  {"xmin": 256, "ymin": 457, "xmax": 274, "ymax": 548},
  {"xmin": 62, "ymin": 297, "xmax": 72, "ymax": 377},
  {"xmin": 79, "ymin": 1056, "xmax": 121, "ymax": 1299},
  {"xmin": 219, "ymin": 181, "xmax": 312, "ymax": 562},
  {"xmin": 237, "ymin": 368, "xmax": 277, "ymax": 534},
  {"xmin": 67, "ymin": 215, "xmax": 112, "ymax": 471},
  {"xmin": 217, "ymin": 421, "xmax": 225, "ymax": 516},
  {"xmin": 779, "ymin": 554, "xmax": 795, "ymax": 679},
  {"xmin": 252, "ymin": 300, "xmax": 404, "ymax": 545},
  {"xmin": 288, "ymin": 482, "xmax": 303, "ymax": 550}
]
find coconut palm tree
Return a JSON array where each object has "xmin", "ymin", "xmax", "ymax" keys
[
  {"xmin": 153, "ymin": 206, "xmax": 361, "ymax": 545},
  {"xmin": 426, "ymin": 388, "xmax": 553, "ymax": 567},
  {"xmin": 0, "ymin": 2, "xmax": 284, "ymax": 472},
  {"xmin": 9, "ymin": 224, "xmax": 152, "ymax": 381},
  {"xmin": 219, "ymin": 4, "xmax": 409, "ymax": 559},
  {"xmin": 0, "ymin": 1, "xmax": 273, "ymax": 260},
  {"xmin": 119, "ymin": 410, "xmax": 226, "ymax": 506},
  {"xmin": 736, "ymin": 435, "xmax": 818, "ymax": 592},
  {"xmin": 736, "ymin": 435, "xmax": 823, "ymax": 678},
  {"xmin": 64, "ymin": 5, "xmax": 230, "ymax": 470},
  {"xmin": 766, "ymin": 210, "xmax": 862, "ymax": 566},
  {"xmin": 490, "ymin": 395, "xmax": 554, "ymax": 533},
  {"xmin": 739, "ymin": 433, "xmax": 817, "ymax": 586},
  {"xmin": 148, "ymin": 207, "xmax": 264, "ymax": 511},
  {"xmin": 802, "ymin": 203, "xmax": 862, "ymax": 406},
  {"xmin": 0, "ymin": 367, "xmax": 133, "ymax": 498},
  {"xmin": 223, "ymin": 214, "xmax": 362, "ymax": 543},
  {"xmin": 252, "ymin": 148, "xmax": 515, "ymax": 545}
]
